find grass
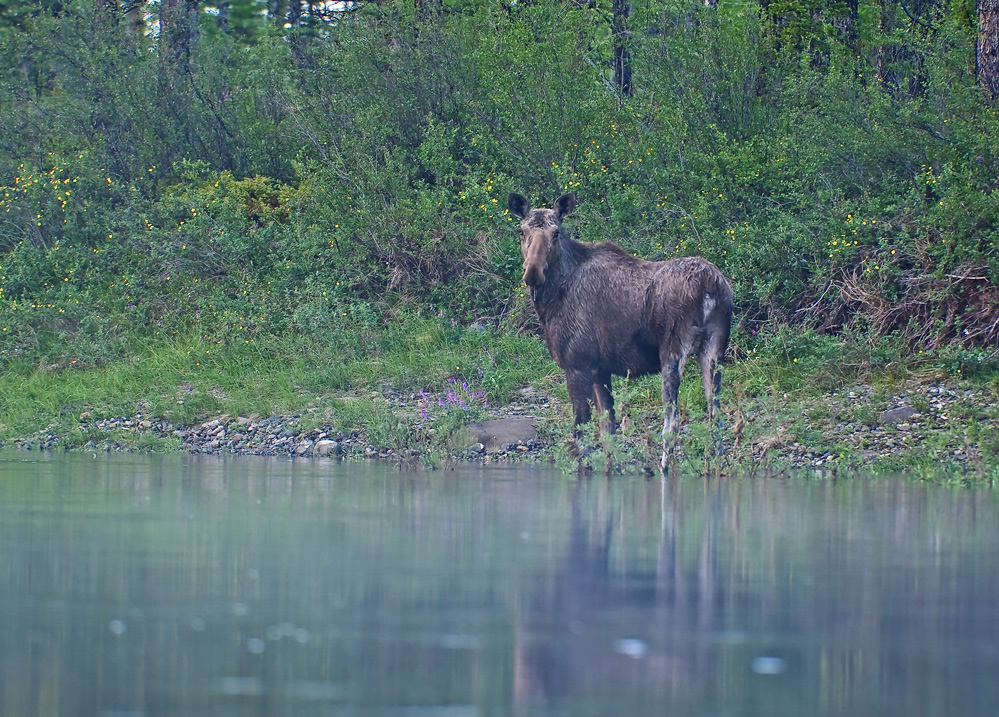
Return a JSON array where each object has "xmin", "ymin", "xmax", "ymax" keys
[
  {"xmin": 0, "ymin": 334, "xmax": 307, "ymax": 436},
  {"xmin": 2, "ymin": 317, "xmax": 998, "ymax": 483},
  {"xmin": 0, "ymin": 316, "xmax": 554, "ymax": 446}
]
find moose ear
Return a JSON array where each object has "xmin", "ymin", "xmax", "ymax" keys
[
  {"xmin": 508, "ymin": 193, "xmax": 530, "ymax": 219},
  {"xmin": 554, "ymin": 193, "xmax": 577, "ymax": 219}
]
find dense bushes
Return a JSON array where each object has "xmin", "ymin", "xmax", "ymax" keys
[{"xmin": 1, "ymin": 0, "xmax": 997, "ymax": 369}]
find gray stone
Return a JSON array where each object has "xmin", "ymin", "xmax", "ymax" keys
[
  {"xmin": 461, "ymin": 419, "xmax": 537, "ymax": 451},
  {"xmin": 881, "ymin": 406, "xmax": 917, "ymax": 425},
  {"xmin": 315, "ymin": 439, "xmax": 339, "ymax": 456}
]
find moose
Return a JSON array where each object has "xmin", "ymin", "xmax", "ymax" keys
[{"xmin": 508, "ymin": 192, "xmax": 733, "ymax": 474}]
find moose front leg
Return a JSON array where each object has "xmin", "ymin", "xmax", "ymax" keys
[{"xmin": 564, "ymin": 369, "xmax": 595, "ymax": 460}]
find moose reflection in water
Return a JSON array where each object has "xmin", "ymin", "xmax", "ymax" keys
[
  {"xmin": 509, "ymin": 193, "xmax": 734, "ymax": 473},
  {"xmin": 511, "ymin": 478, "xmax": 999, "ymax": 716},
  {"xmin": 513, "ymin": 479, "xmax": 729, "ymax": 713}
]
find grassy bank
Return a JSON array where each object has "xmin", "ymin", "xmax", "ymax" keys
[
  {"xmin": 3, "ymin": 317, "xmax": 998, "ymax": 485},
  {"xmin": 0, "ymin": 316, "xmax": 549, "ymax": 436},
  {"xmin": 3, "ymin": 2, "xmax": 999, "ymax": 485}
]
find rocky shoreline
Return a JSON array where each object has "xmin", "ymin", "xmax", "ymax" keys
[
  {"xmin": 740, "ymin": 381, "xmax": 995, "ymax": 472},
  {"xmin": 8, "ymin": 380, "xmax": 997, "ymax": 475},
  {"xmin": 14, "ymin": 388, "xmax": 555, "ymax": 466}
]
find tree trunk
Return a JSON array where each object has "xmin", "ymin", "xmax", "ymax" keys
[
  {"xmin": 288, "ymin": 0, "xmax": 302, "ymax": 27},
  {"xmin": 837, "ymin": 0, "xmax": 859, "ymax": 50},
  {"xmin": 874, "ymin": 0, "xmax": 908, "ymax": 94},
  {"xmin": 123, "ymin": 0, "xmax": 144, "ymax": 36},
  {"xmin": 94, "ymin": 0, "xmax": 118, "ymax": 34},
  {"xmin": 980, "ymin": 0, "xmax": 999, "ymax": 100},
  {"xmin": 271, "ymin": 0, "xmax": 286, "ymax": 26},
  {"xmin": 217, "ymin": 0, "xmax": 230, "ymax": 33},
  {"xmin": 160, "ymin": 0, "xmax": 200, "ymax": 84},
  {"xmin": 612, "ymin": 0, "xmax": 632, "ymax": 97}
]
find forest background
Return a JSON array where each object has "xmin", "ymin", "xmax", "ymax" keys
[{"xmin": 1, "ymin": 0, "xmax": 998, "ymax": 471}]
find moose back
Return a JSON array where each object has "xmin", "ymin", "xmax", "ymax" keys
[{"xmin": 509, "ymin": 192, "xmax": 733, "ymax": 473}]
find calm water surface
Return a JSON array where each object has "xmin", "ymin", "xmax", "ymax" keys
[{"xmin": 2, "ymin": 452, "xmax": 998, "ymax": 716}]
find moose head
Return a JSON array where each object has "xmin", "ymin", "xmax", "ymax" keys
[{"xmin": 508, "ymin": 193, "xmax": 577, "ymax": 289}]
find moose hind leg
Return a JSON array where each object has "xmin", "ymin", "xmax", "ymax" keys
[
  {"xmin": 660, "ymin": 359, "xmax": 681, "ymax": 474},
  {"xmin": 701, "ymin": 354, "xmax": 724, "ymax": 456},
  {"xmin": 592, "ymin": 376, "xmax": 616, "ymax": 435}
]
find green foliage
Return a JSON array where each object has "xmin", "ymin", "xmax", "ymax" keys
[{"xmin": 2, "ymin": 0, "xmax": 999, "ymax": 378}]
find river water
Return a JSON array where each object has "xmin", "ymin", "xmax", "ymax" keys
[{"xmin": 1, "ymin": 452, "xmax": 998, "ymax": 716}]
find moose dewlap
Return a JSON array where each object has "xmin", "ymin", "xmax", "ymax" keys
[{"xmin": 509, "ymin": 192, "xmax": 734, "ymax": 474}]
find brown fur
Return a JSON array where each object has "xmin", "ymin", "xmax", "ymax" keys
[{"xmin": 509, "ymin": 192, "xmax": 734, "ymax": 473}]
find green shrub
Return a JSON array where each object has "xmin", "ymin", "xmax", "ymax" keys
[{"xmin": 2, "ymin": 0, "xmax": 998, "ymax": 374}]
